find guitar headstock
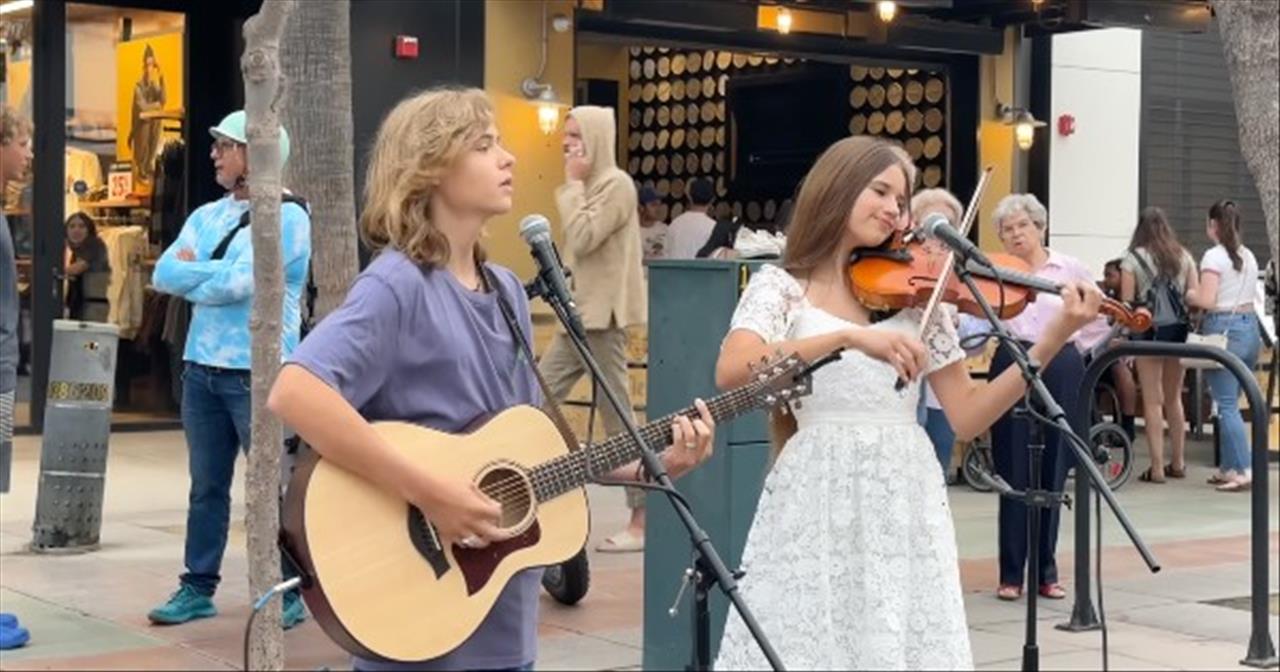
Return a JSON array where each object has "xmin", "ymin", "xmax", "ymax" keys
[{"xmin": 747, "ymin": 352, "xmax": 813, "ymax": 409}]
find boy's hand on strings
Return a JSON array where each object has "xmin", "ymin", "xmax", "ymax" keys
[{"xmin": 411, "ymin": 476, "xmax": 504, "ymax": 550}]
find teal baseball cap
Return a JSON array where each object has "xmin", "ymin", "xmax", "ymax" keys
[{"xmin": 209, "ymin": 110, "xmax": 291, "ymax": 167}]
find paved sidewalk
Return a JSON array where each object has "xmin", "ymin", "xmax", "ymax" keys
[{"xmin": 0, "ymin": 429, "xmax": 1276, "ymax": 670}]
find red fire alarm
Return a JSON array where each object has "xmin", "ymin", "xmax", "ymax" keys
[
  {"xmin": 1058, "ymin": 114, "xmax": 1076, "ymax": 136},
  {"xmin": 394, "ymin": 35, "xmax": 419, "ymax": 60}
]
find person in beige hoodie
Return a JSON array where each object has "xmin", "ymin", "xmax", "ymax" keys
[{"xmin": 540, "ymin": 105, "xmax": 650, "ymax": 552}]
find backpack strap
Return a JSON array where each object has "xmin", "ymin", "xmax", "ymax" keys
[{"xmin": 210, "ymin": 194, "xmax": 310, "ymax": 261}]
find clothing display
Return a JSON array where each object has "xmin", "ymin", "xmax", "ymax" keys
[
  {"xmin": 64, "ymin": 146, "xmax": 104, "ymax": 218},
  {"xmin": 150, "ymin": 140, "xmax": 187, "ymax": 248},
  {"xmin": 99, "ymin": 225, "xmax": 148, "ymax": 339}
]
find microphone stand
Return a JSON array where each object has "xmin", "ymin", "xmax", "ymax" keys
[
  {"xmin": 526, "ymin": 272, "xmax": 786, "ymax": 671},
  {"xmin": 949, "ymin": 256, "xmax": 1158, "ymax": 672}
]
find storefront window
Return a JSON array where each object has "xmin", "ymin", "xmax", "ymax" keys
[{"xmin": 3, "ymin": 2, "xmax": 187, "ymax": 429}]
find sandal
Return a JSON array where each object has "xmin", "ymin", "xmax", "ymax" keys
[
  {"xmin": 1163, "ymin": 464, "xmax": 1186, "ymax": 479},
  {"xmin": 1039, "ymin": 583, "xmax": 1067, "ymax": 599},
  {"xmin": 996, "ymin": 584, "xmax": 1023, "ymax": 601},
  {"xmin": 596, "ymin": 529, "xmax": 645, "ymax": 553},
  {"xmin": 1138, "ymin": 468, "xmax": 1166, "ymax": 484},
  {"xmin": 1216, "ymin": 478, "xmax": 1252, "ymax": 493},
  {"xmin": 1206, "ymin": 471, "xmax": 1231, "ymax": 485}
]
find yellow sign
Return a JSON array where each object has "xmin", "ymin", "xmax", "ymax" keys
[{"xmin": 116, "ymin": 32, "xmax": 183, "ymax": 189}]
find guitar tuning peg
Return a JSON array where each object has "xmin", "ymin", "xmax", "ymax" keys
[{"xmin": 792, "ymin": 400, "xmax": 802, "ymax": 410}]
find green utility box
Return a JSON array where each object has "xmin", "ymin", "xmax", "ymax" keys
[{"xmin": 642, "ymin": 259, "xmax": 775, "ymax": 670}]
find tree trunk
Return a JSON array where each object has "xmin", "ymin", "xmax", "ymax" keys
[
  {"xmin": 282, "ymin": 0, "xmax": 358, "ymax": 323},
  {"xmin": 1212, "ymin": 0, "xmax": 1279, "ymax": 261},
  {"xmin": 241, "ymin": 1, "xmax": 296, "ymax": 670}
]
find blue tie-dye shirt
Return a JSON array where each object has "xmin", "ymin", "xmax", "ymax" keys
[{"xmin": 152, "ymin": 195, "xmax": 311, "ymax": 369}]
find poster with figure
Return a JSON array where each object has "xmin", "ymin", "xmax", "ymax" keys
[{"xmin": 116, "ymin": 32, "xmax": 183, "ymax": 191}]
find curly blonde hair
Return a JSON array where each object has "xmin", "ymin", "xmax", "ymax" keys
[
  {"xmin": 2, "ymin": 106, "xmax": 32, "ymax": 146},
  {"xmin": 360, "ymin": 87, "xmax": 495, "ymax": 266}
]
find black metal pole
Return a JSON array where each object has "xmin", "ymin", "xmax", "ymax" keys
[
  {"xmin": 691, "ymin": 556, "xmax": 713, "ymax": 671},
  {"xmin": 1058, "ymin": 340, "xmax": 1275, "ymax": 668},
  {"xmin": 1022, "ymin": 407, "xmax": 1044, "ymax": 672},
  {"xmin": 30, "ymin": 0, "xmax": 66, "ymax": 431}
]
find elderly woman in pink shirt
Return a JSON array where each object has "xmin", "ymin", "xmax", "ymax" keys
[{"xmin": 988, "ymin": 194, "xmax": 1110, "ymax": 602}]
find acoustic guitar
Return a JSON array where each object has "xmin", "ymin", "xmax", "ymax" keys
[{"xmin": 281, "ymin": 353, "xmax": 816, "ymax": 662}]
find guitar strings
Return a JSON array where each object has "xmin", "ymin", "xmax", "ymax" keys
[
  {"xmin": 478, "ymin": 388, "xmax": 750, "ymax": 503},
  {"xmin": 461, "ymin": 388, "xmax": 757, "ymax": 509},
  {"xmin": 483, "ymin": 385, "xmax": 753, "ymax": 502}
]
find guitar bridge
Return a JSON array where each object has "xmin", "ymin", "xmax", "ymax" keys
[{"xmin": 407, "ymin": 507, "xmax": 452, "ymax": 580}]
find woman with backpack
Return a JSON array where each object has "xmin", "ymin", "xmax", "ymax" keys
[
  {"xmin": 1185, "ymin": 200, "xmax": 1262, "ymax": 492},
  {"xmin": 1120, "ymin": 207, "xmax": 1199, "ymax": 484}
]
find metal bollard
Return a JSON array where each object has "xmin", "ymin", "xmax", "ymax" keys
[{"xmin": 30, "ymin": 320, "xmax": 119, "ymax": 553}]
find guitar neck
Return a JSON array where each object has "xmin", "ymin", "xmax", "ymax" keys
[{"xmin": 530, "ymin": 383, "xmax": 767, "ymax": 502}]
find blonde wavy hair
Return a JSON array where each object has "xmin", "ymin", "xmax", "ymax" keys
[{"xmin": 360, "ymin": 87, "xmax": 495, "ymax": 266}]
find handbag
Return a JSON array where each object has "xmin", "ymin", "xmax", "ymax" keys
[{"xmin": 1183, "ymin": 331, "xmax": 1228, "ymax": 370}]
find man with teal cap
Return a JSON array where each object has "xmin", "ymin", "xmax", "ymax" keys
[{"xmin": 147, "ymin": 110, "xmax": 311, "ymax": 629}]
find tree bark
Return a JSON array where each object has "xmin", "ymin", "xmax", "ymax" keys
[
  {"xmin": 282, "ymin": 0, "xmax": 358, "ymax": 323},
  {"xmin": 1212, "ymin": 0, "xmax": 1279, "ymax": 261},
  {"xmin": 241, "ymin": 1, "xmax": 296, "ymax": 669}
]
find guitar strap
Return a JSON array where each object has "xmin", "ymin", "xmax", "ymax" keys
[{"xmin": 485, "ymin": 266, "xmax": 586, "ymax": 458}]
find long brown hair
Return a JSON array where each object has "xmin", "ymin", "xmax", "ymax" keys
[
  {"xmin": 359, "ymin": 87, "xmax": 494, "ymax": 267},
  {"xmin": 1208, "ymin": 199, "xmax": 1244, "ymax": 271},
  {"xmin": 1128, "ymin": 206, "xmax": 1186, "ymax": 279},
  {"xmin": 769, "ymin": 136, "xmax": 914, "ymax": 460}
]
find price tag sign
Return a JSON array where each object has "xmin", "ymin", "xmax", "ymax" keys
[{"xmin": 108, "ymin": 170, "xmax": 133, "ymax": 200}]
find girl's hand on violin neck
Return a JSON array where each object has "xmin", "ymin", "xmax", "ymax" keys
[
  {"xmin": 846, "ymin": 329, "xmax": 928, "ymax": 383},
  {"xmin": 1050, "ymin": 281, "xmax": 1104, "ymax": 338}
]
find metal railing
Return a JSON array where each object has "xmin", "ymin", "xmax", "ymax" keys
[{"xmin": 1060, "ymin": 341, "xmax": 1276, "ymax": 669}]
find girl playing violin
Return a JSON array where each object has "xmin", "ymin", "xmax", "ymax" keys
[{"xmin": 713, "ymin": 137, "xmax": 1103, "ymax": 670}]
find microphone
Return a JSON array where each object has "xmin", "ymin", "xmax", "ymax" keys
[
  {"xmin": 918, "ymin": 212, "xmax": 992, "ymax": 267},
  {"xmin": 519, "ymin": 214, "xmax": 588, "ymax": 342}
]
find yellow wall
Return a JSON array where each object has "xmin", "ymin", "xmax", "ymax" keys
[
  {"xmin": 977, "ymin": 28, "xmax": 1020, "ymax": 252},
  {"xmin": 575, "ymin": 41, "xmax": 631, "ymax": 167},
  {"xmin": 483, "ymin": 0, "xmax": 576, "ymax": 282}
]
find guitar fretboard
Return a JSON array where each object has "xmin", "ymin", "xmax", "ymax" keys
[{"xmin": 529, "ymin": 381, "xmax": 767, "ymax": 501}]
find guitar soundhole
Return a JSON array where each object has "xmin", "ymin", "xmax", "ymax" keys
[{"xmin": 477, "ymin": 465, "xmax": 534, "ymax": 531}]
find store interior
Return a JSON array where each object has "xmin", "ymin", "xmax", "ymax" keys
[
  {"xmin": 3, "ymin": 2, "xmax": 187, "ymax": 429},
  {"xmin": 576, "ymin": 37, "xmax": 958, "ymax": 233}
]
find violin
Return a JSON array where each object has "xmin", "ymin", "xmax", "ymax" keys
[{"xmin": 848, "ymin": 237, "xmax": 1153, "ymax": 333}]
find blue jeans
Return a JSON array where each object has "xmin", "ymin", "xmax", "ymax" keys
[
  {"xmin": 1201, "ymin": 313, "xmax": 1262, "ymax": 473},
  {"xmin": 180, "ymin": 363, "xmax": 253, "ymax": 595},
  {"xmin": 925, "ymin": 408, "xmax": 957, "ymax": 478},
  {"xmin": 179, "ymin": 364, "xmax": 299, "ymax": 598}
]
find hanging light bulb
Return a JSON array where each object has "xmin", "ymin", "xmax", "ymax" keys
[
  {"xmin": 538, "ymin": 99, "xmax": 561, "ymax": 136},
  {"xmin": 1013, "ymin": 110, "xmax": 1045, "ymax": 151},
  {"xmin": 777, "ymin": 7, "xmax": 793, "ymax": 34},
  {"xmin": 876, "ymin": 1, "xmax": 897, "ymax": 22}
]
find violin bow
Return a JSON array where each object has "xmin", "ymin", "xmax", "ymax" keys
[
  {"xmin": 913, "ymin": 165, "xmax": 995, "ymax": 340},
  {"xmin": 890, "ymin": 167, "xmax": 994, "ymax": 393}
]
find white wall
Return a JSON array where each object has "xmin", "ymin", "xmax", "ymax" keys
[{"xmin": 1048, "ymin": 28, "xmax": 1143, "ymax": 277}]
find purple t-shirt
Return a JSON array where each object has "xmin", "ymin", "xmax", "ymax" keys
[{"xmin": 289, "ymin": 250, "xmax": 542, "ymax": 671}]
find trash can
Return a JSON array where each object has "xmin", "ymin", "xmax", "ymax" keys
[
  {"xmin": 31, "ymin": 319, "xmax": 119, "ymax": 552},
  {"xmin": 643, "ymin": 260, "xmax": 773, "ymax": 670}
]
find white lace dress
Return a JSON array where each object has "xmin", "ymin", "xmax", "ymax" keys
[{"xmin": 716, "ymin": 265, "xmax": 973, "ymax": 671}]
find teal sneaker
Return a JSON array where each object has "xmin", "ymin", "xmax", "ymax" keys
[
  {"xmin": 281, "ymin": 591, "xmax": 307, "ymax": 631},
  {"xmin": 147, "ymin": 585, "xmax": 217, "ymax": 625}
]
